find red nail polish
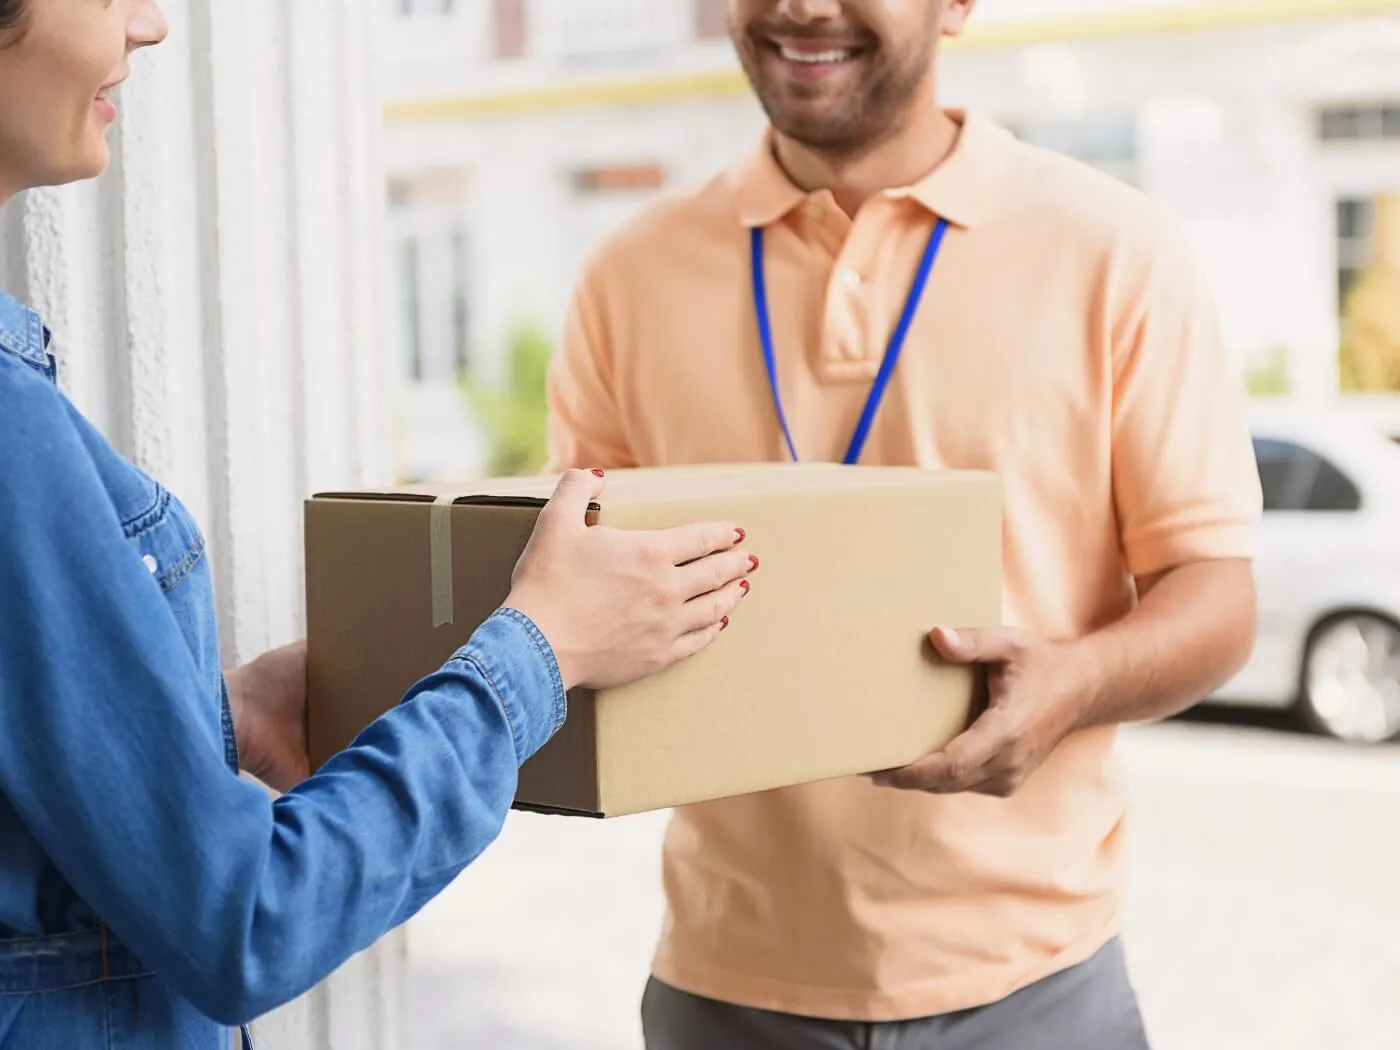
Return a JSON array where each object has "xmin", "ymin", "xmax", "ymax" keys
[
  {"xmin": 720, "ymin": 616, "xmax": 730, "ymax": 631},
  {"xmin": 733, "ymin": 527, "xmax": 746, "ymax": 544},
  {"xmin": 747, "ymin": 555, "xmax": 759, "ymax": 572},
  {"xmin": 740, "ymin": 580, "xmax": 751, "ymax": 595},
  {"xmin": 591, "ymin": 468, "xmax": 606, "ymax": 477}
]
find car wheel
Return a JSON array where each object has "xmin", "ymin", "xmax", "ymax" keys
[{"xmin": 1298, "ymin": 614, "xmax": 1400, "ymax": 744}]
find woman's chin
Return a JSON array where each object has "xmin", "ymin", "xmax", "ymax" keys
[{"xmin": 47, "ymin": 142, "xmax": 111, "ymax": 189}]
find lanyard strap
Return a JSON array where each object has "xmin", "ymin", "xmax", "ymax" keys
[{"xmin": 750, "ymin": 216, "xmax": 950, "ymax": 465}]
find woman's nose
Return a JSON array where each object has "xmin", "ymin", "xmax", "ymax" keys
[{"xmin": 128, "ymin": 0, "xmax": 170, "ymax": 51}]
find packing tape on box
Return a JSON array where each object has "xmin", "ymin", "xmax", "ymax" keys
[{"xmin": 430, "ymin": 495, "xmax": 457, "ymax": 627}]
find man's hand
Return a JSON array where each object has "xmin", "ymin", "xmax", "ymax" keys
[
  {"xmin": 225, "ymin": 641, "xmax": 311, "ymax": 794},
  {"xmin": 871, "ymin": 627, "xmax": 1101, "ymax": 797},
  {"xmin": 872, "ymin": 559, "xmax": 1257, "ymax": 798}
]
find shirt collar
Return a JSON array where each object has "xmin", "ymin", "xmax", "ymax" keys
[
  {"xmin": 0, "ymin": 290, "xmax": 51, "ymax": 369},
  {"xmin": 729, "ymin": 109, "xmax": 1013, "ymax": 230}
]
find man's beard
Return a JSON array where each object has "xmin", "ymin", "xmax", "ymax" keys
[{"xmin": 736, "ymin": 31, "xmax": 936, "ymax": 162}]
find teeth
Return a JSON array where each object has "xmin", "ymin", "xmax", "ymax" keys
[{"xmin": 779, "ymin": 46, "xmax": 853, "ymax": 64}]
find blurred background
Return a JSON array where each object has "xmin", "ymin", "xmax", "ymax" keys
[{"xmin": 376, "ymin": 3, "xmax": 1400, "ymax": 1049}]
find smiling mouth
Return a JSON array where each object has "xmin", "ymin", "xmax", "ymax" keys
[{"xmin": 776, "ymin": 44, "xmax": 858, "ymax": 64}]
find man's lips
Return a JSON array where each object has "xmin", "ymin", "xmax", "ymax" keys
[
  {"xmin": 776, "ymin": 44, "xmax": 856, "ymax": 63},
  {"xmin": 765, "ymin": 35, "xmax": 866, "ymax": 70}
]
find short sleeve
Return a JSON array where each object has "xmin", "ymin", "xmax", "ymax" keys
[{"xmin": 1111, "ymin": 228, "xmax": 1262, "ymax": 578}]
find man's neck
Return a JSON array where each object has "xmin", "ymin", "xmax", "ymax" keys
[{"xmin": 772, "ymin": 101, "xmax": 960, "ymax": 217}]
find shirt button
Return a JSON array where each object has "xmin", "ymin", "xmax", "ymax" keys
[
  {"xmin": 839, "ymin": 268, "xmax": 863, "ymax": 291},
  {"xmin": 143, "ymin": 554, "xmax": 158, "ymax": 574}
]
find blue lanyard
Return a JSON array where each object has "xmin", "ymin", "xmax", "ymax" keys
[{"xmin": 750, "ymin": 216, "xmax": 950, "ymax": 464}]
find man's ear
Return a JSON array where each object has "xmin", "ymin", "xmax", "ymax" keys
[{"xmin": 941, "ymin": 0, "xmax": 977, "ymax": 37}]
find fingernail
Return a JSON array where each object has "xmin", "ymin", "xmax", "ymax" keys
[
  {"xmin": 733, "ymin": 527, "xmax": 746, "ymax": 544},
  {"xmin": 938, "ymin": 627, "xmax": 959, "ymax": 647},
  {"xmin": 870, "ymin": 775, "xmax": 892, "ymax": 788},
  {"xmin": 720, "ymin": 616, "xmax": 730, "ymax": 631},
  {"xmin": 747, "ymin": 555, "xmax": 760, "ymax": 572},
  {"xmin": 740, "ymin": 580, "xmax": 750, "ymax": 596},
  {"xmin": 591, "ymin": 468, "xmax": 606, "ymax": 478}
]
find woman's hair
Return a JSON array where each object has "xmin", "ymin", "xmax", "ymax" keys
[{"xmin": 0, "ymin": 0, "xmax": 25, "ymax": 35}]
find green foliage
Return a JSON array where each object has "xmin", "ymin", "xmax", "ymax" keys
[
  {"xmin": 1339, "ymin": 264, "xmax": 1400, "ymax": 392},
  {"xmin": 1243, "ymin": 344, "xmax": 1291, "ymax": 397},
  {"xmin": 461, "ymin": 320, "xmax": 553, "ymax": 477}
]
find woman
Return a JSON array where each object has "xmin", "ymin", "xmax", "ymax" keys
[{"xmin": 0, "ymin": 2, "xmax": 757, "ymax": 1047}]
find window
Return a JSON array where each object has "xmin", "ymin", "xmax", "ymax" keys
[
  {"xmin": 387, "ymin": 167, "xmax": 471, "ymax": 386},
  {"xmin": 399, "ymin": 239, "xmax": 423, "ymax": 382},
  {"xmin": 1318, "ymin": 101, "xmax": 1400, "ymax": 144},
  {"xmin": 450, "ymin": 227, "xmax": 471, "ymax": 378},
  {"xmin": 493, "ymin": 0, "xmax": 526, "ymax": 59},
  {"xmin": 1008, "ymin": 115, "xmax": 1138, "ymax": 186},
  {"xmin": 1336, "ymin": 196, "xmax": 1376, "ymax": 308},
  {"xmin": 1253, "ymin": 438, "xmax": 1362, "ymax": 512},
  {"xmin": 394, "ymin": 0, "xmax": 457, "ymax": 16},
  {"xmin": 531, "ymin": 0, "xmax": 686, "ymax": 60},
  {"xmin": 695, "ymin": 0, "xmax": 728, "ymax": 40}
]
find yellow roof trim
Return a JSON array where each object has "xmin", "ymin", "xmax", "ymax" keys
[{"xmin": 385, "ymin": 0, "xmax": 1400, "ymax": 122}]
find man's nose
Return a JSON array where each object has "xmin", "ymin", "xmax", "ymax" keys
[{"xmin": 778, "ymin": 0, "xmax": 844, "ymax": 24}]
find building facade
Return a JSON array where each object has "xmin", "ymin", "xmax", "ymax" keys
[{"xmin": 380, "ymin": 0, "xmax": 1400, "ymax": 480}]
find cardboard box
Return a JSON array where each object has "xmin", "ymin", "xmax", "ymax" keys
[{"xmin": 305, "ymin": 464, "xmax": 1002, "ymax": 817}]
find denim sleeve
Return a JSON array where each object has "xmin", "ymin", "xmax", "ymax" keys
[{"xmin": 0, "ymin": 362, "xmax": 565, "ymax": 1025}]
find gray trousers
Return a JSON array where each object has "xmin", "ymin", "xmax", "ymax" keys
[{"xmin": 641, "ymin": 939, "xmax": 1151, "ymax": 1050}]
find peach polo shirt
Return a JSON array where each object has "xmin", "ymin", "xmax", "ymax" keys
[{"xmin": 546, "ymin": 110, "xmax": 1261, "ymax": 1021}]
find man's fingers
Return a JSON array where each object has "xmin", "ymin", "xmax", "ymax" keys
[
  {"xmin": 538, "ymin": 467, "xmax": 606, "ymax": 529},
  {"xmin": 654, "ymin": 520, "xmax": 746, "ymax": 566},
  {"xmin": 871, "ymin": 710, "xmax": 1010, "ymax": 792},
  {"xmin": 929, "ymin": 625, "xmax": 1024, "ymax": 664},
  {"xmin": 675, "ymin": 547, "xmax": 757, "ymax": 602}
]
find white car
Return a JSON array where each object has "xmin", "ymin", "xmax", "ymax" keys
[{"xmin": 1208, "ymin": 405, "xmax": 1400, "ymax": 743}]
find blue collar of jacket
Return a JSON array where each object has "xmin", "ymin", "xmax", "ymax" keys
[{"xmin": 0, "ymin": 290, "xmax": 52, "ymax": 371}]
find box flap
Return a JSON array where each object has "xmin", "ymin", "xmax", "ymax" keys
[{"xmin": 312, "ymin": 463, "xmax": 994, "ymax": 507}]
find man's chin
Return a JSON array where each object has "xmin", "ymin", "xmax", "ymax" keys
[{"xmin": 772, "ymin": 115, "xmax": 865, "ymax": 156}]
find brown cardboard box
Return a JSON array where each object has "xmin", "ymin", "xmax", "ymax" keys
[{"xmin": 305, "ymin": 464, "xmax": 1002, "ymax": 817}]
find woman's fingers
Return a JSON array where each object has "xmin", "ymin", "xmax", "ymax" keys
[
  {"xmin": 651, "ymin": 520, "xmax": 744, "ymax": 567},
  {"xmin": 674, "ymin": 546, "xmax": 757, "ymax": 602},
  {"xmin": 677, "ymin": 575, "xmax": 751, "ymax": 638},
  {"xmin": 671, "ymin": 573, "xmax": 751, "ymax": 661},
  {"xmin": 670, "ymin": 619, "xmax": 728, "ymax": 664}
]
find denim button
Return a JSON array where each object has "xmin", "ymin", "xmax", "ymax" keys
[{"xmin": 142, "ymin": 554, "xmax": 158, "ymax": 574}]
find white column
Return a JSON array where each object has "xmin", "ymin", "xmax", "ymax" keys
[{"xmin": 0, "ymin": 1, "xmax": 405, "ymax": 1047}]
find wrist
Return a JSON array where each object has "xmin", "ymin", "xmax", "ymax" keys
[
  {"xmin": 223, "ymin": 666, "xmax": 252, "ymax": 766},
  {"xmin": 502, "ymin": 591, "xmax": 583, "ymax": 692},
  {"xmin": 1060, "ymin": 635, "xmax": 1114, "ymax": 731}
]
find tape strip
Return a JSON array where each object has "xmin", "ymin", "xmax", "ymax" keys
[{"xmin": 430, "ymin": 495, "xmax": 457, "ymax": 627}]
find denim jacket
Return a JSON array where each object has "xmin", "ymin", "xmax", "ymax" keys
[{"xmin": 0, "ymin": 290, "xmax": 566, "ymax": 1048}]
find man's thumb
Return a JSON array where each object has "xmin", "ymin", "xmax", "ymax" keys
[{"xmin": 929, "ymin": 625, "xmax": 1018, "ymax": 663}]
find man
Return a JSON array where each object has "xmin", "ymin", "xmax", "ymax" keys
[{"xmin": 547, "ymin": 1, "xmax": 1262, "ymax": 1047}]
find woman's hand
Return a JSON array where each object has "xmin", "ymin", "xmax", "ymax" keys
[
  {"xmin": 224, "ymin": 641, "xmax": 311, "ymax": 794},
  {"xmin": 506, "ymin": 469, "xmax": 757, "ymax": 690}
]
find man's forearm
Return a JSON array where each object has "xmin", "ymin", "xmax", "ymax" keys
[{"xmin": 1072, "ymin": 558, "xmax": 1257, "ymax": 729}]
